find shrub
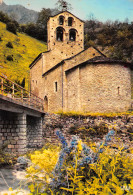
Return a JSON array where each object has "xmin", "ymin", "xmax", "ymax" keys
[
  {"xmin": 25, "ymin": 130, "xmax": 133, "ymax": 194},
  {"xmin": 0, "ymin": 11, "xmax": 11, "ymax": 24},
  {"xmin": 26, "ymin": 144, "xmax": 60, "ymax": 193},
  {"xmin": 0, "ymin": 37, "xmax": 2, "ymax": 41},
  {"xmin": 0, "ymin": 143, "xmax": 14, "ymax": 166},
  {"xmin": 6, "ymin": 55, "xmax": 13, "ymax": 61},
  {"xmin": 6, "ymin": 41, "xmax": 13, "ymax": 48},
  {"xmin": 6, "ymin": 22, "xmax": 17, "ymax": 34}
]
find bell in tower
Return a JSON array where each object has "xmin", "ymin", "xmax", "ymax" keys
[
  {"xmin": 47, "ymin": 8, "xmax": 84, "ymax": 53},
  {"xmin": 62, "ymin": 1, "xmax": 67, "ymax": 11}
]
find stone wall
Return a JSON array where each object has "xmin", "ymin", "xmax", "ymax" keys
[
  {"xmin": 27, "ymin": 115, "xmax": 43, "ymax": 148},
  {"xmin": 66, "ymin": 63, "xmax": 131, "ymax": 113},
  {"xmin": 43, "ymin": 113, "xmax": 133, "ymax": 148},
  {"xmin": 0, "ymin": 110, "xmax": 43, "ymax": 154},
  {"xmin": 30, "ymin": 57, "xmax": 43, "ymax": 97},
  {"xmin": 0, "ymin": 110, "xmax": 26, "ymax": 153}
]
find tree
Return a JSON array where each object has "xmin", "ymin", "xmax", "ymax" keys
[
  {"xmin": 0, "ymin": 11, "xmax": 11, "ymax": 24},
  {"xmin": 56, "ymin": 0, "xmax": 72, "ymax": 11},
  {"xmin": 37, "ymin": 8, "xmax": 52, "ymax": 28},
  {"xmin": 6, "ymin": 22, "xmax": 17, "ymax": 34}
]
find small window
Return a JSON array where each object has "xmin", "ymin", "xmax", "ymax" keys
[
  {"xmin": 55, "ymin": 82, "xmax": 58, "ymax": 92},
  {"xmin": 68, "ymin": 17, "xmax": 73, "ymax": 26},
  {"xmin": 59, "ymin": 15, "xmax": 64, "ymax": 25},
  {"xmin": 69, "ymin": 29, "xmax": 76, "ymax": 41},
  {"xmin": 118, "ymin": 87, "xmax": 120, "ymax": 95}
]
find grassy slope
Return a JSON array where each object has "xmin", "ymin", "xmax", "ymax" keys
[{"xmin": 0, "ymin": 22, "xmax": 47, "ymax": 88}]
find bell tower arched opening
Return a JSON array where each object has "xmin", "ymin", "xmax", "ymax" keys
[
  {"xmin": 56, "ymin": 27, "xmax": 65, "ymax": 41},
  {"xmin": 69, "ymin": 29, "xmax": 76, "ymax": 41},
  {"xmin": 59, "ymin": 15, "xmax": 64, "ymax": 25},
  {"xmin": 68, "ymin": 17, "xmax": 73, "ymax": 26}
]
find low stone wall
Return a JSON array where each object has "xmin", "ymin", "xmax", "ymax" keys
[
  {"xmin": 27, "ymin": 115, "xmax": 43, "ymax": 148},
  {"xmin": 0, "ymin": 110, "xmax": 26, "ymax": 153},
  {"xmin": 43, "ymin": 113, "xmax": 133, "ymax": 147},
  {"xmin": 0, "ymin": 110, "xmax": 43, "ymax": 154}
]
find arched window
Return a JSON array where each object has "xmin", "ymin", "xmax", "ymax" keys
[
  {"xmin": 69, "ymin": 29, "xmax": 76, "ymax": 41},
  {"xmin": 56, "ymin": 27, "xmax": 64, "ymax": 41},
  {"xmin": 68, "ymin": 17, "xmax": 73, "ymax": 26},
  {"xmin": 59, "ymin": 15, "xmax": 64, "ymax": 25}
]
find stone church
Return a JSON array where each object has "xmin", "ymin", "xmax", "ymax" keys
[{"xmin": 29, "ymin": 11, "xmax": 132, "ymax": 113}]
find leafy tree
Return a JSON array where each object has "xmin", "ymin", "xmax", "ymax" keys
[
  {"xmin": 6, "ymin": 22, "xmax": 17, "ymax": 34},
  {"xmin": 0, "ymin": 11, "xmax": 11, "ymax": 24},
  {"xmin": 56, "ymin": 0, "xmax": 72, "ymax": 11},
  {"xmin": 37, "ymin": 8, "xmax": 52, "ymax": 28}
]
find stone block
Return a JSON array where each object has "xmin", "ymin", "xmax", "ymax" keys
[
  {"xmin": 11, "ymin": 140, "xmax": 16, "ymax": 144},
  {"xmin": 8, "ymin": 145, "xmax": 14, "ymax": 149},
  {"xmin": 14, "ymin": 137, "xmax": 19, "ymax": 141}
]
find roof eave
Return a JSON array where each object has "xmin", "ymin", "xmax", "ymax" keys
[{"xmin": 48, "ymin": 11, "xmax": 85, "ymax": 23}]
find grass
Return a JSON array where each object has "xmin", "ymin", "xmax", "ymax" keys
[
  {"xmin": 0, "ymin": 22, "xmax": 47, "ymax": 89},
  {"xmin": 56, "ymin": 110, "xmax": 133, "ymax": 117}
]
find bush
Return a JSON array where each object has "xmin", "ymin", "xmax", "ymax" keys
[
  {"xmin": 25, "ymin": 130, "xmax": 133, "ymax": 194},
  {"xmin": 0, "ymin": 143, "xmax": 14, "ymax": 166},
  {"xmin": 6, "ymin": 22, "xmax": 17, "ymax": 34},
  {"xmin": 0, "ymin": 37, "xmax": 2, "ymax": 41},
  {"xmin": 0, "ymin": 11, "xmax": 11, "ymax": 24},
  {"xmin": 26, "ymin": 144, "xmax": 60, "ymax": 193},
  {"xmin": 6, "ymin": 55, "xmax": 13, "ymax": 61},
  {"xmin": 6, "ymin": 41, "xmax": 13, "ymax": 48}
]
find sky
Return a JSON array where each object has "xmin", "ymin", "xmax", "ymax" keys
[{"xmin": 3, "ymin": 0, "xmax": 133, "ymax": 22}]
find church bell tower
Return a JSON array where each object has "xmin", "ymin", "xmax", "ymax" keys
[{"xmin": 47, "ymin": 11, "xmax": 84, "ymax": 58}]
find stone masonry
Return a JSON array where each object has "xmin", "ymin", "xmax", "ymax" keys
[
  {"xmin": 43, "ymin": 113, "xmax": 133, "ymax": 148},
  {"xmin": 27, "ymin": 115, "xmax": 43, "ymax": 148},
  {"xmin": 0, "ymin": 110, "xmax": 26, "ymax": 153},
  {"xmin": 0, "ymin": 110, "xmax": 43, "ymax": 154}
]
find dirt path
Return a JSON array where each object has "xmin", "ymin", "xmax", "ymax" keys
[{"xmin": 0, "ymin": 167, "xmax": 29, "ymax": 195}]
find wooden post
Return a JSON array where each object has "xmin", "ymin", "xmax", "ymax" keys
[
  {"xmin": 12, "ymin": 84, "xmax": 14, "ymax": 99},
  {"xmin": 28, "ymin": 92, "xmax": 31, "ymax": 106},
  {"xmin": 21, "ymin": 89, "xmax": 23, "ymax": 103},
  {"xmin": 36, "ymin": 96, "xmax": 37, "ymax": 108},
  {"xmin": 1, "ymin": 78, "xmax": 3, "ymax": 95}
]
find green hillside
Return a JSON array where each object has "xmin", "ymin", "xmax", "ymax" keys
[{"xmin": 0, "ymin": 21, "xmax": 47, "ymax": 88}]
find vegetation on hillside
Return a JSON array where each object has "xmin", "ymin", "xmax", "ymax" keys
[
  {"xmin": 0, "ymin": 22, "xmax": 47, "ymax": 88},
  {"xmin": 84, "ymin": 19, "xmax": 133, "ymax": 63}
]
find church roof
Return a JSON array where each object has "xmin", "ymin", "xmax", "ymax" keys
[
  {"xmin": 42, "ymin": 46, "xmax": 106, "ymax": 76},
  {"xmin": 48, "ymin": 11, "xmax": 85, "ymax": 23},
  {"xmin": 65, "ymin": 56, "xmax": 133, "ymax": 73},
  {"xmin": 29, "ymin": 50, "xmax": 50, "ymax": 69}
]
